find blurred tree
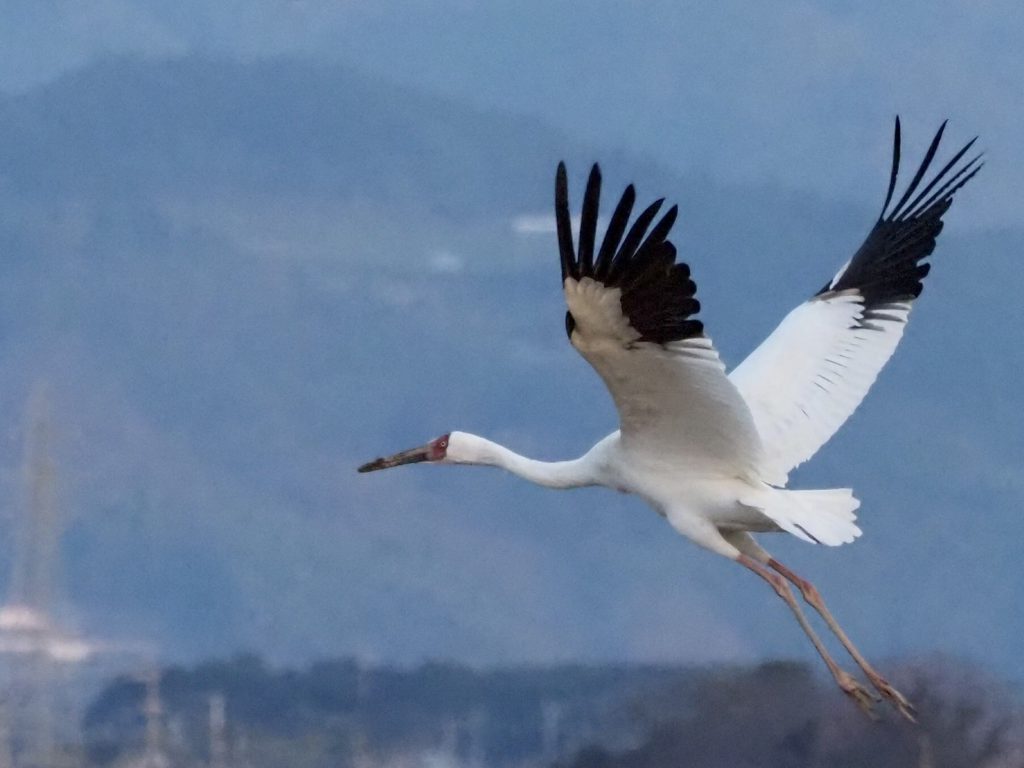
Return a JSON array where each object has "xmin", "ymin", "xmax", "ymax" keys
[{"xmin": 560, "ymin": 659, "xmax": 1024, "ymax": 768}]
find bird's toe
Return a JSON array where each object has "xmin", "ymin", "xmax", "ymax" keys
[
  {"xmin": 836, "ymin": 670, "xmax": 880, "ymax": 720},
  {"xmin": 867, "ymin": 673, "xmax": 917, "ymax": 723}
]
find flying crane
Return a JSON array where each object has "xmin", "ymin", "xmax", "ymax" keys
[{"xmin": 359, "ymin": 119, "xmax": 982, "ymax": 721}]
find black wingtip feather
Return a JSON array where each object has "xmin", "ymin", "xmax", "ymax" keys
[
  {"xmin": 645, "ymin": 205, "xmax": 679, "ymax": 250},
  {"xmin": 555, "ymin": 164, "xmax": 701, "ymax": 345},
  {"xmin": 897, "ymin": 136, "xmax": 978, "ymax": 222},
  {"xmin": 594, "ymin": 184, "xmax": 635, "ymax": 280},
  {"xmin": 555, "ymin": 162, "xmax": 575, "ymax": 283},
  {"xmin": 608, "ymin": 198, "xmax": 664, "ymax": 284},
  {"xmin": 880, "ymin": 116, "xmax": 901, "ymax": 219},
  {"xmin": 578, "ymin": 164, "xmax": 602, "ymax": 274},
  {"xmin": 913, "ymin": 153, "xmax": 983, "ymax": 216},
  {"xmin": 825, "ymin": 120, "xmax": 981, "ymax": 307},
  {"xmin": 888, "ymin": 120, "xmax": 947, "ymax": 220}
]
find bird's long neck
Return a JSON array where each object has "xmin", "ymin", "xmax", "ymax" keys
[{"xmin": 452, "ymin": 433, "xmax": 595, "ymax": 489}]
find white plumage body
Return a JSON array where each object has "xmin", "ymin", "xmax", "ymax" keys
[{"xmin": 562, "ymin": 270, "xmax": 864, "ymax": 552}]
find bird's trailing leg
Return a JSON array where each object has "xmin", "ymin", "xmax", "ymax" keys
[
  {"xmin": 767, "ymin": 557, "xmax": 916, "ymax": 722},
  {"xmin": 737, "ymin": 554, "xmax": 879, "ymax": 719}
]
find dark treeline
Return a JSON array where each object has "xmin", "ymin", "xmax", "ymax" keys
[
  {"xmin": 81, "ymin": 655, "xmax": 1023, "ymax": 768},
  {"xmin": 559, "ymin": 660, "xmax": 1024, "ymax": 768},
  {"xmin": 84, "ymin": 654, "xmax": 687, "ymax": 766}
]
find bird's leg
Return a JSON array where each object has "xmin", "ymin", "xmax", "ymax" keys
[
  {"xmin": 767, "ymin": 557, "xmax": 916, "ymax": 723},
  {"xmin": 737, "ymin": 554, "xmax": 878, "ymax": 719}
]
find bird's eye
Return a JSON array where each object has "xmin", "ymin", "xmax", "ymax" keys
[{"xmin": 438, "ymin": 439, "xmax": 447, "ymax": 448}]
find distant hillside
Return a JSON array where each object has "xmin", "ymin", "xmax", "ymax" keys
[
  {"xmin": 0, "ymin": 56, "xmax": 559, "ymax": 211},
  {"xmin": 0, "ymin": 56, "xmax": 1020, "ymax": 676}
]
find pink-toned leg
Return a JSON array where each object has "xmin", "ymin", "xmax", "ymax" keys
[
  {"xmin": 737, "ymin": 555, "xmax": 878, "ymax": 719},
  {"xmin": 768, "ymin": 558, "xmax": 916, "ymax": 723}
]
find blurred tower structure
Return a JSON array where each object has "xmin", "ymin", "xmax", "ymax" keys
[
  {"xmin": 207, "ymin": 694, "xmax": 227, "ymax": 768},
  {"xmin": 9, "ymin": 388, "xmax": 58, "ymax": 638},
  {"xmin": 540, "ymin": 701, "xmax": 564, "ymax": 764},
  {"xmin": 0, "ymin": 387, "xmax": 95, "ymax": 767},
  {"xmin": 107, "ymin": 668, "xmax": 175, "ymax": 768},
  {"xmin": 138, "ymin": 670, "xmax": 170, "ymax": 768}
]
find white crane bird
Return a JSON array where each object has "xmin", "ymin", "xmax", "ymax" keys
[{"xmin": 359, "ymin": 119, "xmax": 981, "ymax": 721}]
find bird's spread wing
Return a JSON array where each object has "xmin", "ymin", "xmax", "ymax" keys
[
  {"xmin": 729, "ymin": 119, "xmax": 982, "ymax": 485},
  {"xmin": 556, "ymin": 164, "xmax": 764, "ymax": 477}
]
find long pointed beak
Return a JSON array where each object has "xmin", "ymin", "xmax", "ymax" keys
[{"xmin": 358, "ymin": 444, "xmax": 431, "ymax": 473}]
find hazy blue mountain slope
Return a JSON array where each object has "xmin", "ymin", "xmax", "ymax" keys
[
  {"xmin": 0, "ymin": 2, "xmax": 1016, "ymax": 230},
  {"xmin": 0, "ymin": 57, "xmax": 1020, "ymax": 675}
]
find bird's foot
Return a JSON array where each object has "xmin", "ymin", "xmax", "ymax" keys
[
  {"xmin": 836, "ymin": 670, "xmax": 880, "ymax": 720},
  {"xmin": 866, "ymin": 672, "xmax": 917, "ymax": 723}
]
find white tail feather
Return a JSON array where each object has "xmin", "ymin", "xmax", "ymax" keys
[{"xmin": 745, "ymin": 488, "xmax": 862, "ymax": 546}]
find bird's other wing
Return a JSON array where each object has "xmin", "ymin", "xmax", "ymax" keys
[
  {"xmin": 729, "ymin": 119, "xmax": 982, "ymax": 486},
  {"xmin": 556, "ymin": 163, "xmax": 764, "ymax": 477}
]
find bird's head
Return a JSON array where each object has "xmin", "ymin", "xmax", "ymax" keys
[{"xmin": 358, "ymin": 432, "xmax": 456, "ymax": 473}]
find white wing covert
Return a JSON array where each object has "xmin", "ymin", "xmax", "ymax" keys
[
  {"xmin": 729, "ymin": 119, "xmax": 982, "ymax": 485},
  {"xmin": 556, "ymin": 165, "xmax": 764, "ymax": 477}
]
